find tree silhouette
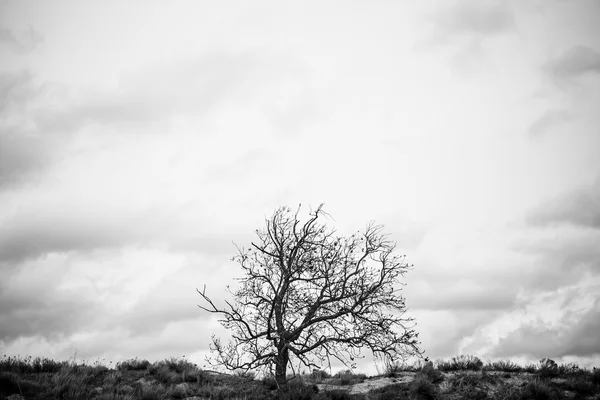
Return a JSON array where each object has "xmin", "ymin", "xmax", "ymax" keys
[{"xmin": 198, "ymin": 204, "xmax": 422, "ymax": 386}]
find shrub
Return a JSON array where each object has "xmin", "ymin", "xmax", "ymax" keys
[
  {"xmin": 409, "ymin": 375, "xmax": 438, "ymax": 400},
  {"xmin": 163, "ymin": 356, "xmax": 197, "ymax": 373},
  {"xmin": 385, "ymin": 360, "xmax": 421, "ymax": 377},
  {"xmin": 0, "ymin": 372, "xmax": 21, "ymax": 395},
  {"xmin": 369, "ymin": 382, "xmax": 411, "ymax": 400},
  {"xmin": 557, "ymin": 362, "xmax": 581, "ymax": 377},
  {"xmin": 262, "ymin": 375, "xmax": 279, "ymax": 390},
  {"xmin": 102, "ymin": 370, "xmax": 122, "ymax": 387},
  {"xmin": 315, "ymin": 389, "xmax": 364, "ymax": 400},
  {"xmin": 234, "ymin": 369, "xmax": 256, "ymax": 380},
  {"xmin": 31, "ymin": 356, "xmax": 66, "ymax": 373},
  {"xmin": 416, "ymin": 362, "xmax": 443, "ymax": 384},
  {"xmin": 493, "ymin": 385, "xmax": 520, "ymax": 400},
  {"xmin": 116, "ymin": 357, "xmax": 151, "ymax": 371},
  {"xmin": 522, "ymin": 379, "xmax": 563, "ymax": 400},
  {"xmin": 155, "ymin": 364, "xmax": 176, "ymax": 384},
  {"xmin": 436, "ymin": 355, "xmax": 483, "ymax": 372},
  {"xmin": 384, "ymin": 362, "xmax": 403, "ymax": 378},
  {"xmin": 591, "ymin": 367, "xmax": 600, "ymax": 386},
  {"xmin": 278, "ymin": 380, "xmax": 319, "ymax": 400},
  {"xmin": 52, "ymin": 366, "xmax": 93, "ymax": 400},
  {"xmin": 561, "ymin": 377, "xmax": 594, "ymax": 396},
  {"xmin": 523, "ymin": 363, "xmax": 537, "ymax": 373},
  {"xmin": 449, "ymin": 372, "xmax": 482, "ymax": 391},
  {"xmin": 488, "ymin": 360, "xmax": 522, "ymax": 373},
  {"xmin": 333, "ymin": 369, "xmax": 367, "ymax": 385},
  {"xmin": 538, "ymin": 358, "xmax": 559, "ymax": 379}
]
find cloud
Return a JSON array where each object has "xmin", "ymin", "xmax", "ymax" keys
[
  {"xmin": 492, "ymin": 302, "xmax": 600, "ymax": 358},
  {"xmin": 413, "ymin": 309, "xmax": 501, "ymax": 359},
  {"xmin": 0, "ymin": 254, "xmax": 99, "ymax": 341},
  {"xmin": 492, "ymin": 285, "xmax": 600, "ymax": 359},
  {"xmin": 459, "ymin": 276, "xmax": 600, "ymax": 361},
  {"xmin": 0, "ymin": 26, "xmax": 43, "ymax": 54},
  {"xmin": 207, "ymin": 148, "xmax": 275, "ymax": 183},
  {"xmin": 546, "ymin": 45, "xmax": 600, "ymax": 81},
  {"xmin": 527, "ymin": 176, "xmax": 600, "ymax": 229},
  {"xmin": 0, "ymin": 52, "xmax": 319, "ymax": 187},
  {"xmin": 512, "ymin": 227, "xmax": 600, "ymax": 293},
  {"xmin": 410, "ymin": 279, "xmax": 517, "ymax": 311},
  {"xmin": 73, "ymin": 53, "xmax": 261, "ymax": 125},
  {"xmin": 1, "ymin": 55, "xmax": 247, "ymax": 186},
  {"xmin": 0, "ymin": 191, "xmax": 241, "ymax": 263},
  {"xmin": 528, "ymin": 109, "xmax": 573, "ymax": 138},
  {"xmin": 423, "ymin": 1, "xmax": 516, "ymax": 74},
  {"xmin": 0, "ymin": 69, "xmax": 77, "ymax": 186},
  {"xmin": 0, "ymin": 205, "xmax": 156, "ymax": 262},
  {"xmin": 430, "ymin": 1, "xmax": 516, "ymax": 40}
]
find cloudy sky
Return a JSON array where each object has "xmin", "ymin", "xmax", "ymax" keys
[{"xmin": 1, "ymin": 0, "xmax": 599, "ymax": 374}]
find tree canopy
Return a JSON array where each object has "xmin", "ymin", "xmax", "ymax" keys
[{"xmin": 198, "ymin": 204, "xmax": 422, "ymax": 386}]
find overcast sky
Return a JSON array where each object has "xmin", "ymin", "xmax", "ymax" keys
[{"xmin": 1, "ymin": 0, "xmax": 599, "ymax": 374}]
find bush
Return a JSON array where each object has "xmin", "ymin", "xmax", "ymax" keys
[
  {"xmin": 416, "ymin": 362, "xmax": 443, "ymax": 384},
  {"xmin": 384, "ymin": 361, "xmax": 421, "ymax": 377},
  {"xmin": 449, "ymin": 372, "xmax": 482, "ymax": 390},
  {"xmin": 116, "ymin": 357, "xmax": 151, "ymax": 371},
  {"xmin": 409, "ymin": 375, "xmax": 438, "ymax": 400},
  {"xmin": 436, "ymin": 355, "xmax": 483, "ymax": 372},
  {"xmin": 523, "ymin": 363, "xmax": 537, "ymax": 373},
  {"xmin": 561, "ymin": 377, "xmax": 594, "ymax": 396},
  {"xmin": 278, "ymin": 380, "xmax": 319, "ymax": 400},
  {"xmin": 493, "ymin": 385, "xmax": 521, "ymax": 400},
  {"xmin": 369, "ymin": 382, "xmax": 411, "ymax": 400},
  {"xmin": 0, "ymin": 372, "xmax": 21, "ymax": 395},
  {"xmin": 315, "ymin": 389, "xmax": 365, "ymax": 400},
  {"xmin": 333, "ymin": 369, "xmax": 367, "ymax": 385},
  {"xmin": 522, "ymin": 379, "xmax": 563, "ymax": 400},
  {"xmin": 557, "ymin": 362, "xmax": 581, "ymax": 377},
  {"xmin": 163, "ymin": 356, "xmax": 196, "ymax": 373},
  {"xmin": 591, "ymin": 367, "xmax": 600, "ymax": 386},
  {"xmin": 488, "ymin": 360, "xmax": 522, "ymax": 373},
  {"xmin": 52, "ymin": 366, "xmax": 93, "ymax": 400},
  {"xmin": 538, "ymin": 358, "xmax": 559, "ymax": 379},
  {"xmin": 1, "ymin": 354, "xmax": 68, "ymax": 374}
]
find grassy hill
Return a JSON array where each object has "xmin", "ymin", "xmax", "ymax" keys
[{"xmin": 1, "ymin": 354, "xmax": 599, "ymax": 399}]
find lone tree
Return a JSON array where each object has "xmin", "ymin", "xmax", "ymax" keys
[{"xmin": 198, "ymin": 205, "xmax": 422, "ymax": 386}]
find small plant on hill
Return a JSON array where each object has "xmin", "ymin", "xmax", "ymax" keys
[
  {"xmin": 417, "ymin": 361, "xmax": 443, "ymax": 384},
  {"xmin": 538, "ymin": 358, "xmax": 559, "ymax": 379},
  {"xmin": 333, "ymin": 369, "xmax": 367, "ymax": 385},
  {"xmin": 52, "ymin": 365, "xmax": 94, "ymax": 400},
  {"xmin": 384, "ymin": 360, "xmax": 423, "ymax": 377},
  {"xmin": 384, "ymin": 361, "xmax": 404, "ymax": 377},
  {"xmin": 1, "ymin": 354, "xmax": 69, "ymax": 374},
  {"xmin": 437, "ymin": 355, "xmax": 483, "ymax": 372},
  {"xmin": 523, "ymin": 363, "xmax": 537, "ymax": 373},
  {"xmin": 593, "ymin": 367, "xmax": 600, "ymax": 386},
  {"xmin": 560, "ymin": 376, "xmax": 595, "ymax": 397},
  {"xmin": 409, "ymin": 374, "xmax": 438, "ymax": 400},
  {"xmin": 116, "ymin": 357, "xmax": 151, "ymax": 371},
  {"xmin": 487, "ymin": 360, "xmax": 522, "ymax": 373},
  {"xmin": 522, "ymin": 378, "xmax": 563, "ymax": 400}
]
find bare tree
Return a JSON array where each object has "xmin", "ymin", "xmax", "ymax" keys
[{"xmin": 198, "ymin": 204, "xmax": 422, "ymax": 386}]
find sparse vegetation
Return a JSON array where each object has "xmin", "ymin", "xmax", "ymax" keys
[
  {"xmin": 538, "ymin": 358, "xmax": 560, "ymax": 379},
  {"xmin": 486, "ymin": 360, "xmax": 522, "ymax": 373},
  {"xmin": 117, "ymin": 357, "xmax": 151, "ymax": 371},
  {"xmin": 0, "ymin": 354, "xmax": 598, "ymax": 399},
  {"xmin": 436, "ymin": 355, "xmax": 484, "ymax": 372}
]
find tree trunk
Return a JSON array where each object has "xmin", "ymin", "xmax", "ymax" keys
[{"xmin": 275, "ymin": 346, "xmax": 289, "ymax": 387}]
